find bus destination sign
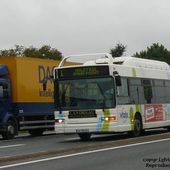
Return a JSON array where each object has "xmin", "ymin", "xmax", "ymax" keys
[{"xmin": 58, "ymin": 66, "xmax": 109, "ymax": 79}]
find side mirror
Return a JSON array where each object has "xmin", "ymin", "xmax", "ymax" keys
[
  {"xmin": 113, "ymin": 71, "xmax": 121, "ymax": 86},
  {"xmin": 115, "ymin": 75, "xmax": 121, "ymax": 86}
]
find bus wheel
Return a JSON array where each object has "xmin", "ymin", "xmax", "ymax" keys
[
  {"xmin": 133, "ymin": 115, "xmax": 142, "ymax": 137},
  {"xmin": 28, "ymin": 129, "xmax": 44, "ymax": 137},
  {"xmin": 78, "ymin": 133, "xmax": 91, "ymax": 141},
  {"xmin": 2, "ymin": 120, "xmax": 16, "ymax": 140}
]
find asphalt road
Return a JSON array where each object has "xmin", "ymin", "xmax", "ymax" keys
[
  {"xmin": 0, "ymin": 129, "xmax": 168, "ymax": 159},
  {"xmin": 0, "ymin": 132, "xmax": 128, "ymax": 158},
  {"xmin": 1, "ymin": 137, "xmax": 170, "ymax": 170},
  {"xmin": 0, "ymin": 132, "xmax": 87, "ymax": 158},
  {"xmin": 0, "ymin": 129, "xmax": 170, "ymax": 169}
]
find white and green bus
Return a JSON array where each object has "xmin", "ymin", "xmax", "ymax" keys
[{"xmin": 54, "ymin": 53, "xmax": 170, "ymax": 140}]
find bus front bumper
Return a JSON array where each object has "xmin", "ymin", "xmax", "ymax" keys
[{"xmin": 55, "ymin": 122, "xmax": 131, "ymax": 134}]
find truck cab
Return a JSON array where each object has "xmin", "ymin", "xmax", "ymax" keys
[{"xmin": 0, "ymin": 65, "xmax": 17, "ymax": 139}]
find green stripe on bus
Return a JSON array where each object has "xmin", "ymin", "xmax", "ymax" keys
[{"xmin": 101, "ymin": 109, "xmax": 110, "ymax": 131}]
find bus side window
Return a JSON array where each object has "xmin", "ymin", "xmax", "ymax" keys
[
  {"xmin": 165, "ymin": 80, "xmax": 170, "ymax": 103},
  {"xmin": 117, "ymin": 78, "xmax": 130, "ymax": 104},
  {"xmin": 142, "ymin": 79, "xmax": 153, "ymax": 104},
  {"xmin": 129, "ymin": 78, "xmax": 138, "ymax": 104},
  {"xmin": 129, "ymin": 78, "xmax": 146, "ymax": 104}
]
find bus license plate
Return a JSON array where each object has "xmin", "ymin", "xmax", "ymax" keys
[{"xmin": 76, "ymin": 129, "xmax": 89, "ymax": 133}]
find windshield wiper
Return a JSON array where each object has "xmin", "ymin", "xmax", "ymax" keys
[
  {"xmin": 60, "ymin": 84, "xmax": 70, "ymax": 107},
  {"xmin": 95, "ymin": 81, "xmax": 106, "ymax": 109}
]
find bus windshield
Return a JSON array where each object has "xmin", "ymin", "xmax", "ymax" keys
[{"xmin": 57, "ymin": 77, "xmax": 115, "ymax": 111}]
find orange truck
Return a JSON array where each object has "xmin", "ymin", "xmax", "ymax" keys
[{"xmin": 0, "ymin": 57, "xmax": 61, "ymax": 139}]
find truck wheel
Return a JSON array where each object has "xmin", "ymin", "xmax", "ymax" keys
[
  {"xmin": 133, "ymin": 115, "xmax": 142, "ymax": 137},
  {"xmin": 2, "ymin": 120, "xmax": 16, "ymax": 140},
  {"xmin": 28, "ymin": 129, "xmax": 44, "ymax": 137},
  {"xmin": 78, "ymin": 133, "xmax": 91, "ymax": 141}
]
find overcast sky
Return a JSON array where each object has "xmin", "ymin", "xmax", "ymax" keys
[{"xmin": 0, "ymin": 0, "xmax": 170, "ymax": 56}]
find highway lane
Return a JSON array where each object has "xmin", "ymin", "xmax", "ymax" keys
[
  {"xmin": 0, "ymin": 129, "xmax": 168, "ymax": 159},
  {"xmin": 0, "ymin": 132, "xmax": 80, "ymax": 158},
  {"xmin": 0, "ymin": 132, "xmax": 126, "ymax": 159},
  {"xmin": 0, "ymin": 129, "xmax": 170, "ymax": 167},
  {"xmin": 0, "ymin": 132, "xmax": 137, "ymax": 159},
  {"xmin": 1, "ymin": 138, "xmax": 170, "ymax": 170},
  {"xmin": 0, "ymin": 129, "xmax": 170, "ymax": 159}
]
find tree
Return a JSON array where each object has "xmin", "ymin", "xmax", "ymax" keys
[
  {"xmin": 23, "ymin": 45, "xmax": 62, "ymax": 60},
  {"xmin": 0, "ymin": 45, "xmax": 63, "ymax": 60},
  {"xmin": 0, "ymin": 45, "xmax": 24, "ymax": 57},
  {"xmin": 133, "ymin": 43, "xmax": 170, "ymax": 64},
  {"xmin": 110, "ymin": 43, "xmax": 126, "ymax": 58},
  {"xmin": 23, "ymin": 46, "xmax": 40, "ymax": 58}
]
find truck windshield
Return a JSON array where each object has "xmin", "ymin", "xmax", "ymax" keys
[{"xmin": 57, "ymin": 77, "xmax": 115, "ymax": 110}]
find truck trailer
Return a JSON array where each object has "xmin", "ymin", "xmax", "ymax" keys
[{"xmin": 0, "ymin": 57, "xmax": 60, "ymax": 139}]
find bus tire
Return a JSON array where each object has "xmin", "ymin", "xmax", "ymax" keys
[
  {"xmin": 28, "ymin": 129, "xmax": 44, "ymax": 137},
  {"xmin": 133, "ymin": 115, "xmax": 143, "ymax": 137},
  {"xmin": 78, "ymin": 133, "xmax": 91, "ymax": 141},
  {"xmin": 2, "ymin": 120, "xmax": 17, "ymax": 140}
]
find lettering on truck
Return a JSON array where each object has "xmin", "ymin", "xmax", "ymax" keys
[{"xmin": 38, "ymin": 65, "xmax": 55, "ymax": 97}]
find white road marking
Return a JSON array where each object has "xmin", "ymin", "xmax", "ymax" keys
[
  {"xmin": 0, "ymin": 138, "xmax": 170, "ymax": 169},
  {"xmin": 0, "ymin": 144, "xmax": 25, "ymax": 149}
]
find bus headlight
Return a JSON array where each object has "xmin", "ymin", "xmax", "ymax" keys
[
  {"xmin": 105, "ymin": 117, "xmax": 109, "ymax": 121},
  {"xmin": 101, "ymin": 115, "xmax": 117, "ymax": 122},
  {"xmin": 55, "ymin": 118, "xmax": 65, "ymax": 124}
]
